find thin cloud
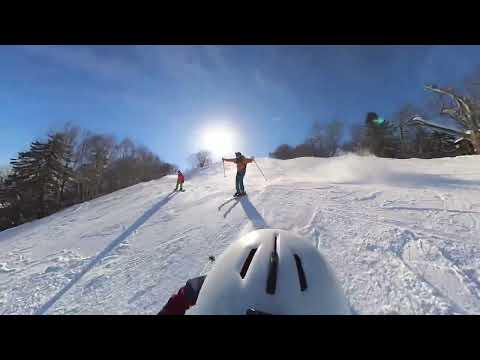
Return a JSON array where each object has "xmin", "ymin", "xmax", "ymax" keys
[
  {"xmin": 132, "ymin": 45, "xmax": 216, "ymax": 85},
  {"xmin": 18, "ymin": 45, "xmax": 144, "ymax": 83}
]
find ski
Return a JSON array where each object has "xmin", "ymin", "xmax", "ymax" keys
[{"xmin": 218, "ymin": 197, "xmax": 239, "ymax": 211}]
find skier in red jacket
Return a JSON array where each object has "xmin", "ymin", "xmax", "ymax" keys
[{"xmin": 175, "ymin": 170, "xmax": 185, "ymax": 192}]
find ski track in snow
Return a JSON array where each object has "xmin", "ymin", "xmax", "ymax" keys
[{"xmin": 1, "ymin": 154, "xmax": 480, "ymax": 314}]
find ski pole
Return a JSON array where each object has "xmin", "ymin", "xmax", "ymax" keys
[
  {"xmin": 254, "ymin": 160, "xmax": 267, "ymax": 182},
  {"xmin": 200, "ymin": 255, "xmax": 216, "ymax": 275}
]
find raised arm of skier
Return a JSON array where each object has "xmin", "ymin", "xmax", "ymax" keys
[{"xmin": 222, "ymin": 156, "xmax": 254, "ymax": 164}]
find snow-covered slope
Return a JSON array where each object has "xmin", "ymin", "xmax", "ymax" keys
[{"xmin": 1, "ymin": 154, "xmax": 480, "ymax": 315}]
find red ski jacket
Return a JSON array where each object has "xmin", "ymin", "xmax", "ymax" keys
[{"xmin": 177, "ymin": 174, "xmax": 185, "ymax": 183}]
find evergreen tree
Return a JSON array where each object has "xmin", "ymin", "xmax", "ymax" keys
[
  {"xmin": 9, "ymin": 134, "xmax": 74, "ymax": 218},
  {"xmin": 1, "ymin": 125, "xmax": 175, "ymax": 232},
  {"xmin": 0, "ymin": 173, "xmax": 24, "ymax": 229}
]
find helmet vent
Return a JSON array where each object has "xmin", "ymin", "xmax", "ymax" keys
[
  {"xmin": 240, "ymin": 249, "xmax": 257, "ymax": 279},
  {"xmin": 266, "ymin": 235, "xmax": 279, "ymax": 295},
  {"xmin": 294, "ymin": 254, "xmax": 308, "ymax": 291}
]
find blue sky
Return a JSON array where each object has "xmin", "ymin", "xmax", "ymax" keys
[{"xmin": 1, "ymin": 45, "xmax": 480, "ymax": 169}]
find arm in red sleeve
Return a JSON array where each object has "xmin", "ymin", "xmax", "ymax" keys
[
  {"xmin": 158, "ymin": 287, "xmax": 193, "ymax": 315},
  {"xmin": 158, "ymin": 276, "xmax": 206, "ymax": 315}
]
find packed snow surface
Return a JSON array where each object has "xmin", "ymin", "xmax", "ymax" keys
[{"xmin": 1, "ymin": 154, "xmax": 480, "ymax": 315}]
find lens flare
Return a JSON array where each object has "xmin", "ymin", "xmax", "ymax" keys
[{"xmin": 200, "ymin": 126, "xmax": 236, "ymax": 159}]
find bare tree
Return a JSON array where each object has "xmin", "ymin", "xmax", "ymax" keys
[
  {"xmin": 116, "ymin": 138, "xmax": 136, "ymax": 160},
  {"xmin": 403, "ymin": 85, "xmax": 480, "ymax": 155},
  {"xmin": 189, "ymin": 150, "xmax": 212, "ymax": 169},
  {"xmin": 308, "ymin": 121, "xmax": 326, "ymax": 156},
  {"xmin": 461, "ymin": 65, "xmax": 480, "ymax": 99},
  {"xmin": 270, "ymin": 144, "xmax": 295, "ymax": 159},
  {"xmin": 392, "ymin": 104, "xmax": 423, "ymax": 157},
  {"xmin": 76, "ymin": 134, "xmax": 116, "ymax": 199},
  {"xmin": 324, "ymin": 119, "xmax": 345, "ymax": 156},
  {"xmin": 307, "ymin": 119, "xmax": 344, "ymax": 157},
  {"xmin": 292, "ymin": 143, "xmax": 315, "ymax": 158},
  {"xmin": 347, "ymin": 123, "xmax": 367, "ymax": 154}
]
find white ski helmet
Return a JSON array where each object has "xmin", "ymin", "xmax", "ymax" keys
[{"xmin": 189, "ymin": 229, "xmax": 352, "ymax": 315}]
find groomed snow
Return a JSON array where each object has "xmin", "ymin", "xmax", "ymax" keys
[{"xmin": 1, "ymin": 154, "xmax": 480, "ymax": 314}]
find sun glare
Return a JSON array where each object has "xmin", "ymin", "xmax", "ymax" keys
[{"xmin": 200, "ymin": 126, "xmax": 236, "ymax": 159}]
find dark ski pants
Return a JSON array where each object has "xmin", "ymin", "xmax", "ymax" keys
[{"xmin": 236, "ymin": 170, "xmax": 246, "ymax": 194}]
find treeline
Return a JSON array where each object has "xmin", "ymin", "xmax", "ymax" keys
[
  {"xmin": 270, "ymin": 119, "xmax": 347, "ymax": 159},
  {"xmin": 270, "ymin": 105, "xmax": 473, "ymax": 161},
  {"xmin": 0, "ymin": 124, "xmax": 176, "ymax": 231},
  {"xmin": 271, "ymin": 65, "xmax": 480, "ymax": 161}
]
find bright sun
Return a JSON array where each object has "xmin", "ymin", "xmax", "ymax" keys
[{"xmin": 200, "ymin": 126, "xmax": 236, "ymax": 159}]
